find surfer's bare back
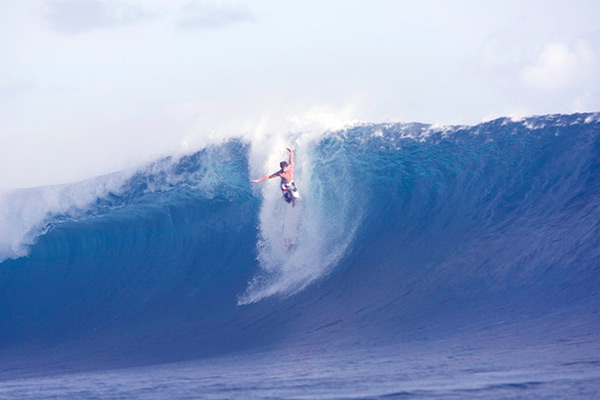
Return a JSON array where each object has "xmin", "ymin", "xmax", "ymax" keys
[{"xmin": 251, "ymin": 147, "xmax": 299, "ymax": 205}]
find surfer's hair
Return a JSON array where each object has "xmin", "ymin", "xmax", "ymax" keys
[{"xmin": 280, "ymin": 161, "xmax": 288, "ymax": 169}]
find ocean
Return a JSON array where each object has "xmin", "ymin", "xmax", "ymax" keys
[{"xmin": 1, "ymin": 113, "xmax": 599, "ymax": 399}]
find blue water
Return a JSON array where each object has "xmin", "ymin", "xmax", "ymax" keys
[{"xmin": 1, "ymin": 113, "xmax": 599, "ymax": 399}]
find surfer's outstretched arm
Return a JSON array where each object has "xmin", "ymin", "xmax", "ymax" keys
[
  {"xmin": 286, "ymin": 147, "xmax": 294, "ymax": 166},
  {"xmin": 251, "ymin": 172, "xmax": 280, "ymax": 183}
]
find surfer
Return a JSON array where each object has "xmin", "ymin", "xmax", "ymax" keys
[{"xmin": 251, "ymin": 147, "xmax": 299, "ymax": 206}]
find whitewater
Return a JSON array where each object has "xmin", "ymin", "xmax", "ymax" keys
[{"xmin": 1, "ymin": 112, "xmax": 599, "ymax": 399}]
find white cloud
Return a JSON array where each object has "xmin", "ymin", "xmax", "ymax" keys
[
  {"xmin": 177, "ymin": 0, "xmax": 254, "ymax": 30},
  {"xmin": 520, "ymin": 41, "xmax": 595, "ymax": 91},
  {"xmin": 42, "ymin": 0, "xmax": 255, "ymax": 34},
  {"xmin": 43, "ymin": 0, "xmax": 153, "ymax": 34}
]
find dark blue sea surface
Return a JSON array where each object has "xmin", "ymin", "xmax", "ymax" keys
[{"xmin": 1, "ymin": 113, "xmax": 599, "ymax": 399}]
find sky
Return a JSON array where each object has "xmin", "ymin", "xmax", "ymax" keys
[{"xmin": 1, "ymin": 0, "xmax": 599, "ymax": 188}]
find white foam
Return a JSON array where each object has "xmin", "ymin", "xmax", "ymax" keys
[
  {"xmin": 240, "ymin": 132, "xmax": 361, "ymax": 304},
  {"xmin": 0, "ymin": 171, "xmax": 134, "ymax": 261}
]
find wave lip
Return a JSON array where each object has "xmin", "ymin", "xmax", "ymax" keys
[{"xmin": 0, "ymin": 172, "xmax": 134, "ymax": 261}]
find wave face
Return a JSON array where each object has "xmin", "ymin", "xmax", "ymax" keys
[{"xmin": 1, "ymin": 113, "xmax": 599, "ymax": 372}]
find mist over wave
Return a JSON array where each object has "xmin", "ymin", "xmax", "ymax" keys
[{"xmin": 0, "ymin": 113, "xmax": 599, "ymax": 381}]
